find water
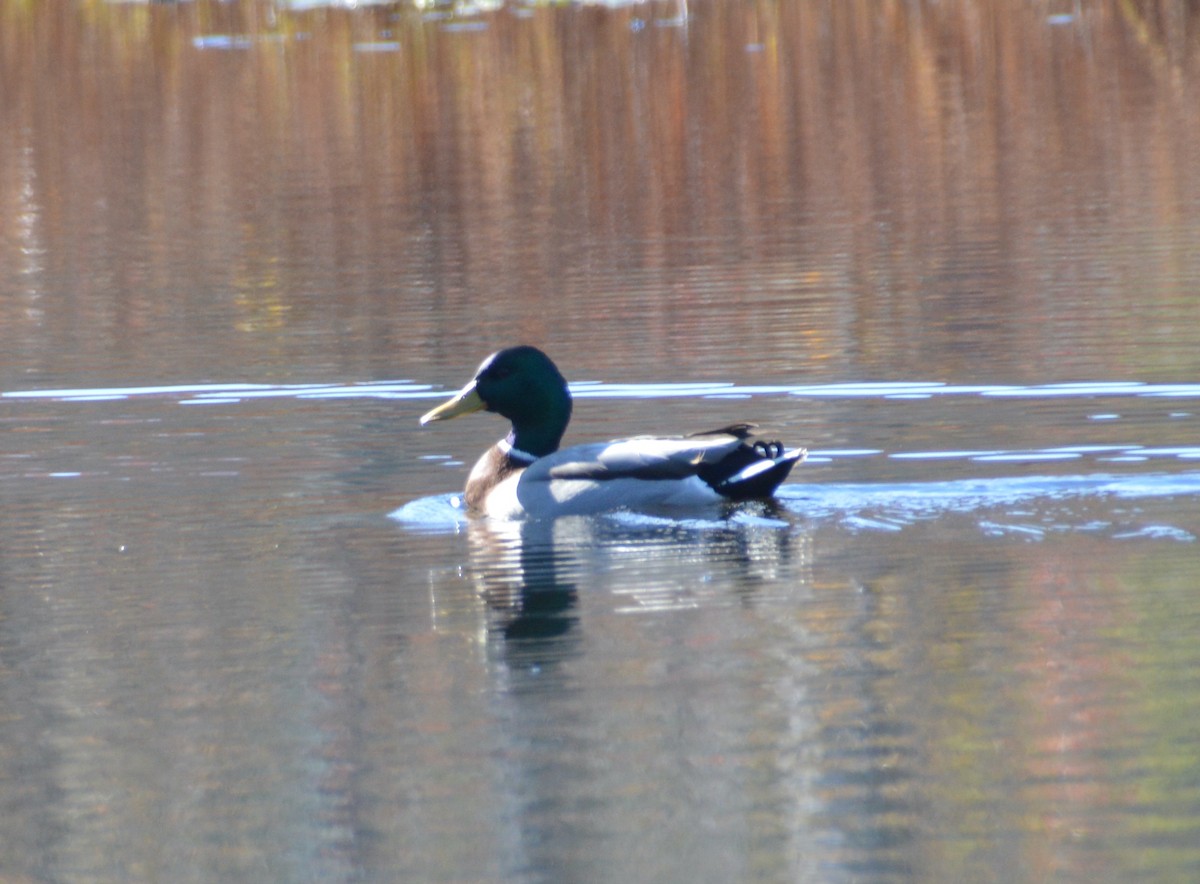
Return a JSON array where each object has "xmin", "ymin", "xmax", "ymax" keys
[
  {"xmin": 3, "ymin": 378, "xmax": 1198, "ymax": 880},
  {"xmin": 3, "ymin": 1, "xmax": 1200, "ymax": 881}
]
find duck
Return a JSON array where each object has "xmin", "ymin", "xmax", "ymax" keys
[{"xmin": 419, "ymin": 346, "xmax": 805, "ymax": 519}]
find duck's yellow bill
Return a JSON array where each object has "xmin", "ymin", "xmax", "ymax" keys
[{"xmin": 419, "ymin": 382, "xmax": 486, "ymax": 425}]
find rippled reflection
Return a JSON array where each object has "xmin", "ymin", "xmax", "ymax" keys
[
  {"xmin": 469, "ymin": 518, "xmax": 582, "ymax": 650},
  {"xmin": 440, "ymin": 510, "xmax": 826, "ymax": 879}
]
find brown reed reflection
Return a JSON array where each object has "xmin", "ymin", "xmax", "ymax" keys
[{"xmin": 2, "ymin": 0, "xmax": 1200, "ymax": 386}]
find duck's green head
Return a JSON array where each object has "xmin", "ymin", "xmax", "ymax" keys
[{"xmin": 419, "ymin": 345, "xmax": 573, "ymax": 457}]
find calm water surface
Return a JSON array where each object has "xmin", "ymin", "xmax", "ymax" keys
[{"xmin": 3, "ymin": 1, "xmax": 1200, "ymax": 882}]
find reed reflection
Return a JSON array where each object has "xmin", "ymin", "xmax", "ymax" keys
[{"xmin": 4, "ymin": 1, "xmax": 1200, "ymax": 384}]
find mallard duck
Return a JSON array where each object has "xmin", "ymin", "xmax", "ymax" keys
[{"xmin": 419, "ymin": 346, "xmax": 805, "ymax": 519}]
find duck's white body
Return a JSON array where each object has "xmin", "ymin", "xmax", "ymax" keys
[{"xmin": 474, "ymin": 435, "xmax": 793, "ymax": 519}]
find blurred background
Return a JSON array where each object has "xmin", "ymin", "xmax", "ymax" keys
[{"xmin": 3, "ymin": 0, "xmax": 1199, "ymax": 391}]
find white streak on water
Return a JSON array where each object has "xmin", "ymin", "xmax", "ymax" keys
[
  {"xmin": 394, "ymin": 472, "xmax": 1200, "ymax": 540},
  {"xmin": 7, "ymin": 379, "xmax": 1200, "ymax": 404}
]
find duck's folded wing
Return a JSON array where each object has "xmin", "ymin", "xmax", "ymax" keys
[{"xmin": 528, "ymin": 435, "xmax": 745, "ymax": 482}]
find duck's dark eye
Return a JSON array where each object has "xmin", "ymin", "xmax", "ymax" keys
[{"xmin": 486, "ymin": 364, "xmax": 512, "ymax": 381}]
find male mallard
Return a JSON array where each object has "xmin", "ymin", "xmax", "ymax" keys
[{"xmin": 420, "ymin": 346, "xmax": 805, "ymax": 519}]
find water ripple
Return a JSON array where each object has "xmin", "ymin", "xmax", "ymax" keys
[
  {"xmin": 394, "ymin": 472, "xmax": 1200, "ymax": 541},
  {"xmin": 780, "ymin": 472, "xmax": 1200, "ymax": 540},
  {"xmin": 813, "ymin": 444, "xmax": 1200, "ymax": 465},
  {"xmin": 7, "ymin": 379, "xmax": 1200, "ymax": 405}
]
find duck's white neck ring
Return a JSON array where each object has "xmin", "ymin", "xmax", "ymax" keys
[{"xmin": 498, "ymin": 438, "xmax": 539, "ymax": 464}]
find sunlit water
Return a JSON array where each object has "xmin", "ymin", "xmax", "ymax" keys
[
  {"xmin": 3, "ymin": 382, "xmax": 1200, "ymax": 882},
  {"xmin": 4, "ymin": 379, "xmax": 1195, "ymax": 882},
  {"xmin": 6, "ymin": 377, "xmax": 1200, "ymax": 880}
]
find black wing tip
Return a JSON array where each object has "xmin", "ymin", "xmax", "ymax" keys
[{"xmin": 699, "ymin": 442, "xmax": 806, "ymax": 501}]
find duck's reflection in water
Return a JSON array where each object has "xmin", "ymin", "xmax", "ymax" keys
[
  {"xmin": 463, "ymin": 505, "xmax": 812, "ymax": 667},
  {"xmin": 458, "ymin": 509, "xmax": 817, "ymax": 879},
  {"xmin": 466, "ymin": 517, "xmax": 586, "ymax": 674}
]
